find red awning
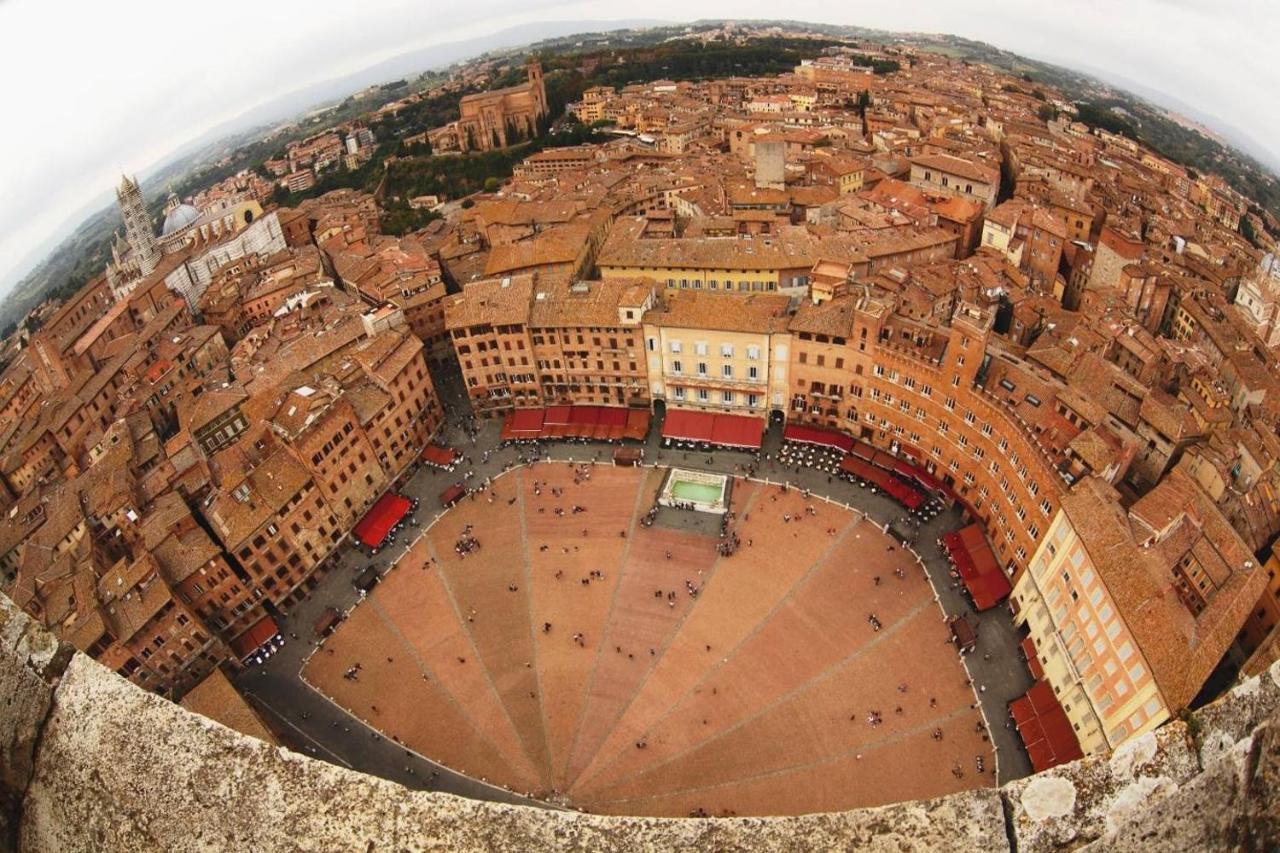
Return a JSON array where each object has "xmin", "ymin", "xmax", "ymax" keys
[
  {"xmin": 231, "ymin": 615, "xmax": 280, "ymax": 660},
  {"xmin": 1026, "ymin": 739, "xmax": 1059, "ymax": 773},
  {"xmin": 624, "ymin": 409, "xmax": 651, "ymax": 440},
  {"xmin": 613, "ymin": 446, "xmax": 643, "ymax": 463},
  {"xmin": 510, "ymin": 408, "xmax": 545, "ymax": 435},
  {"xmin": 598, "ymin": 407, "xmax": 628, "ymax": 427},
  {"xmin": 710, "ymin": 414, "xmax": 764, "ymax": 449},
  {"xmin": 968, "ymin": 542, "xmax": 1002, "ymax": 577},
  {"xmin": 959, "ymin": 524, "xmax": 989, "ymax": 552},
  {"xmin": 949, "ymin": 616, "xmax": 976, "ymax": 650},
  {"xmin": 840, "ymin": 455, "xmax": 878, "ymax": 480},
  {"xmin": 946, "ymin": 523, "xmax": 1010, "ymax": 611},
  {"xmin": 1009, "ymin": 694, "xmax": 1036, "ymax": 726},
  {"xmin": 353, "ymin": 493, "xmax": 412, "ymax": 549},
  {"xmin": 1016, "ymin": 715, "xmax": 1047, "ymax": 746},
  {"xmin": 850, "ymin": 440, "xmax": 876, "ymax": 461},
  {"xmin": 1012, "ymin": 681, "xmax": 1084, "ymax": 772},
  {"xmin": 543, "ymin": 405, "xmax": 572, "ymax": 425},
  {"xmin": 1022, "ymin": 636, "xmax": 1044, "ymax": 679},
  {"xmin": 783, "ymin": 424, "xmax": 854, "ymax": 452},
  {"xmin": 663, "ymin": 409, "xmax": 715, "ymax": 442},
  {"xmin": 1027, "ymin": 680, "xmax": 1060, "ymax": 715},
  {"xmin": 877, "ymin": 474, "xmax": 924, "ymax": 510},
  {"xmin": 663, "ymin": 410, "xmax": 762, "ymax": 449},
  {"xmin": 503, "ymin": 405, "xmax": 646, "ymax": 442},
  {"xmin": 421, "ymin": 445, "xmax": 458, "ymax": 467},
  {"xmin": 968, "ymin": 571, "xmax": 1012, "ymax": 610},
  {"xmin": 869, "ymin": 450, "xmax": 896, "ymax": 470},
  {"xmin": 1042, "ymin": 708, "xmax": 1085, "ymax": 764},
  {"xmin": 952, "ymin": 549, "xmax": 979, "ymax": 580},
  {"xmin": 840, "ymin": 456, "xmax": 924, "ymax": 508},
  {"xmin": 911, "ymin": 467, "xmax": 956, "ymax": 499},
  {"xmin": 440, "ymin": 484, "xmax": 466, "ymax": 506},
  {"xmin": 887, "ymin": 481, "xmax": 922, "ymax": 509}
]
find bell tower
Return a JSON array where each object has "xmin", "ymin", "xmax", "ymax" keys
[
  {"xmin": 116, "ymin": 175, "xmax": 160, "ymax": 276},
  {"xmin": 526, "ymin": 58, "xmax": 547, "ymax": 119}
]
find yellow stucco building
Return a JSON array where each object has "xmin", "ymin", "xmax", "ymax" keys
[{"xmin": 642, "ymin": 291, "xmax": 791, "ymax": 415}]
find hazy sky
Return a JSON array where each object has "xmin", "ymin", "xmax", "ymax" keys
[{"xmin": 1, "ymin": 0, "xmax": 1277, "ymax": 291}]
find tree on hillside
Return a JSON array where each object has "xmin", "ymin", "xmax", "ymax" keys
[{"xmin": 1241, "ymin": 217, "xmax": 1263, "ymax": 249}]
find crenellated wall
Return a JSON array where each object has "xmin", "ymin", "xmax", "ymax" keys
[{"xmin": 1, "ymin": 593, "xmax": 1276, "ymax": 852}]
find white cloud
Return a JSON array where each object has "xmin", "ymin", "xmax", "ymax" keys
[{"xmin": 0, "ymin": 0, "xmax": 1276, "ymax": 291}]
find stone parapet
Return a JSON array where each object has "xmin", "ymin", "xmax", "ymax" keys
[
  {"xmin": 0, "ymin": 595, "xmax": 72, "ymax": 850},
  {"xmin": 2, "ymin": 593, "xmax": 1278, "ymax": 852}
]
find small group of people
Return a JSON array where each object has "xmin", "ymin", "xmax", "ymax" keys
[
  {"xmin": 655, "ymin": 588, "xmax": 679, "ymax": 609},
  {"xmin": 718, "ymin": 511, "xmax": 741, "ymax": 556},
  {"xmin": 716, "ymin": 533, "xmax": 740, "ymax": 557},
  {"xmin": 455, "ymin": 530, "xmax": 480, "ymax": 557},
  {"xmin": 512, "ymin": 442, "xmax": 545, "ymax": 467},
  {"xmin": 531, "ymin": 478, "xmax": 564, "ymax": 499}
]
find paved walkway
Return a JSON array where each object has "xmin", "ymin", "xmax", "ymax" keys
[{"xmin": 234, "ymin": 378, "xmax": 1034, "ymax": 806}]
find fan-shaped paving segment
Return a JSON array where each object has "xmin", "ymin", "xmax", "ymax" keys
[{"xmin": 304, "ymin": 462, "xmax": 993, "ymax": 816}]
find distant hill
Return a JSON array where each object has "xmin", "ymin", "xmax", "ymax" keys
[{"xmin": 180, "ymin": 19, "xmax": 669, "ymax": 166}]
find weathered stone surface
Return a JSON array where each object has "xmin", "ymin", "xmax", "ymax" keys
[
  {"xmin": 0, "ymin": 597, "xmax": 67, "ymax": 852},
  {"xmin": 1018, "ymin": 775, "xmax": 1076, "ymax": 822},
  {"xmin": 1003, "ymin": 717, "xmax": 1200, "ymax": 852},
  {"xmin": 20, "ymin": 654, "xmax": 1009, "ymax": 852},
  {"xmin": 1082, "ymin": 716, "xmax": 1280, "ymax": 851},
  {"xmin": 1193, "ymin": 659, "xmax": 1280, "ymax": 768}
]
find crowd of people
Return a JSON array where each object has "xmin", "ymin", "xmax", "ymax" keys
[{"xmin": 716, "ymin": 510, "xmax": 740, "ymax": 556}]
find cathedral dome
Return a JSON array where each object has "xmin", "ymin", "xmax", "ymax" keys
[{"xmin": 161, "ymin": 203, "xmax": 200, "ymax": 236}]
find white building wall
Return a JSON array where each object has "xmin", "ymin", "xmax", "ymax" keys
[{"xmin": 165, "ymin": 212, "xmax": 287, "ymax": 311}]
